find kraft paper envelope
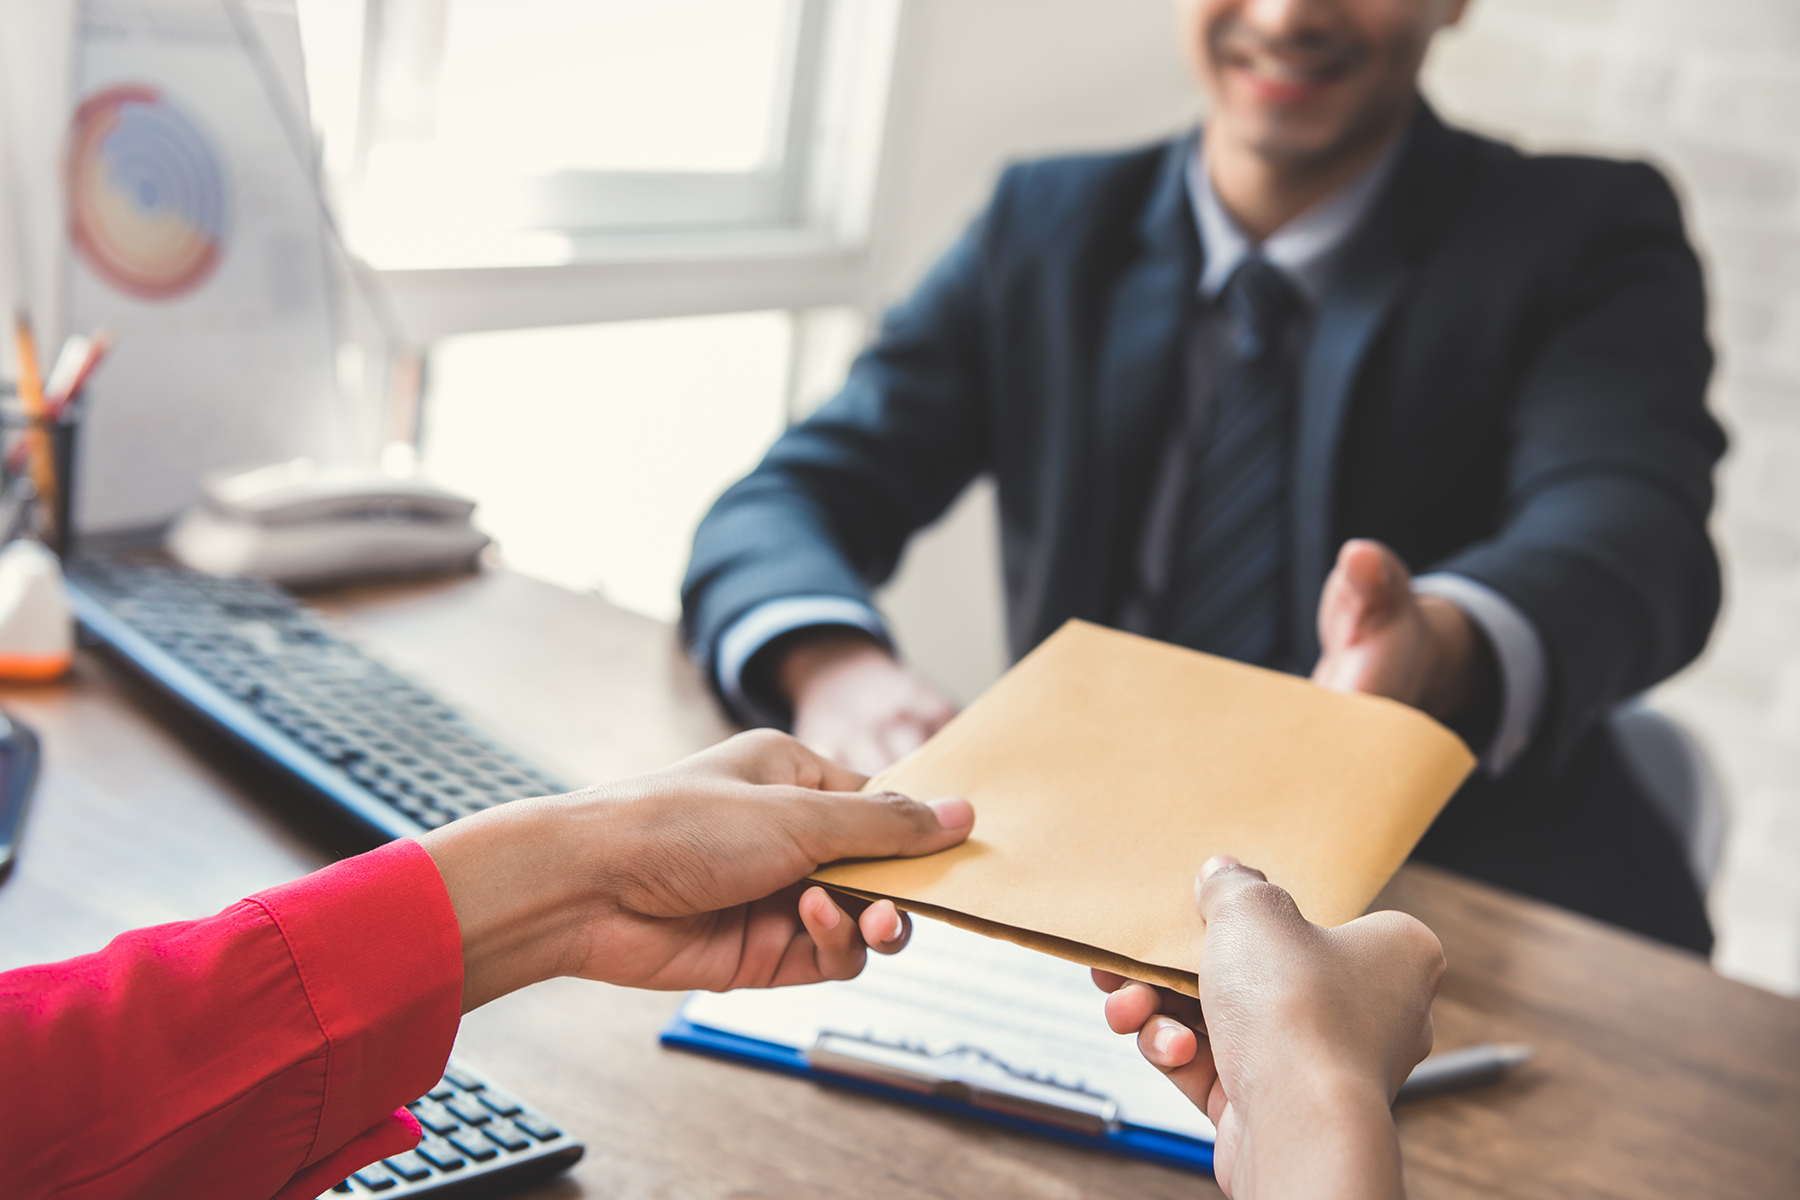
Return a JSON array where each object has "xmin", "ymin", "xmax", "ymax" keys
[{"xmin": 812, "ymin": 620, "xmax": 1475, "ymax": 997}]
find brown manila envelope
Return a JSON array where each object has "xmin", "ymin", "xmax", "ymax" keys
[{"xmin": 812, "ymin": 620, "xmax": 1475, "ymax": 997}]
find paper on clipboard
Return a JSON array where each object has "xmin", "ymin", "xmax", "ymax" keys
[
  {"xmin": 812, "ymin": 620, "xmax": 1475, "ymax": 997},
  {"xmin": 678, "ymin": 916, "xmax": 1218, "ymax": 1142}
]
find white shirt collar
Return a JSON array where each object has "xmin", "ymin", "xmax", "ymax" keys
[{"xmin": 1190, "ymin": 129, "xmax": 1408, "ymax": 303}]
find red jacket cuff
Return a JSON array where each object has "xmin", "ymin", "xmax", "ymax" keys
[{"xmin": 251, "ymin": 838, "xmax": 463, "ymax": 1168}]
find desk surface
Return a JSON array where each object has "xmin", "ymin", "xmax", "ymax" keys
[{"xmin": 2, "ymin": 569, "xmax": 1795, "ymax": 1200}]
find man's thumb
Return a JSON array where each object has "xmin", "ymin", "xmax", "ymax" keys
[{"xmin": 1321, "ymin": 539, "xmax": 1412, "ymax": 649}]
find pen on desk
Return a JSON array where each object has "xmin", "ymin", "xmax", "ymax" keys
[{"xmin": 1396, "ymin": 1042, "xmax": 1534, "ymax": 1103}]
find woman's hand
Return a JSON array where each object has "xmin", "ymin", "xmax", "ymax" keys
[
  {"xmin": 1095, "ymin": 857, "xmax": 1444, "ymax": 1200},
  {"xmin": 421, "ymin": 730, "xmax": 973, "ymax": 1010}
]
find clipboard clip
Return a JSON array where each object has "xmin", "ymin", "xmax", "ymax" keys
[{"xmin": 805, "ymin": 1032, "xmax": 1122, "ymax": 1136}]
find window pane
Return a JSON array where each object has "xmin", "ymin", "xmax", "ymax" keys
[
  {"xmin": 298, "ymin": 0, "xmax": 903, "ymax": 268},
  {"xmin": 430, "ymin": 0, "xmax": 795, "ymax": 175},
  {"xmin": 420, "ymin": 312, "xmax": 791, "ymax": 621}
]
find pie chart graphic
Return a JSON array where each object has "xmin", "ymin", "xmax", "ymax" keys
[{"xmin": 66, "ymin": 84, "xmax": 228, "ymax": 301}]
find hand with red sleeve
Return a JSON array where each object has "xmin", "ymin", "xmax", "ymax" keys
[
  {"xmin": 1, "ymin": 730, "xmax": 970, "ymax": 1200},
  {"xmin": 422, "ymin": 728, "xmax": 974, "ymax": 1008}
]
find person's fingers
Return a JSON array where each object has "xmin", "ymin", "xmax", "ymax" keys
[
  {"xmin": 702, "ymin": 729, "xmax": 872, "ymax": 793},
  {"xmin": 1104, "ymin": 980, "xmax": 1162, "ymax": 1033},
  {"xmin": 798, "ymin": 885, "xmax": 869, "ymax": 981},
  {"xmin": 876, "ymin": 716, "xmax": 933, "ymax": 768},
  {"xmin": 1340, "ymin": 537, "xmax": 1388, "ymax": 599},
  {"xmin": 784, "ymin": 786, "xmax": 974, "ymax": 867},
  {"xmin": 1318, "ymin": 539, "xmax": 1412, "ymax": 653},
  {"xmin": 1197, "ymin": 858, "xmax": 1305, "ymax": 932},
  {"xmin": 913, "ymin": 691, "xmax": 959, "ymax": 730},
  {"xmin": 726, "ymin": 891, "xmax": 824, "ymax": 989},
  {"xmin": 1137, "ymin": 1014, "xmax": 1200, "ymax": 1069},
  {"xmin": 786, "ymin": 738, "xmax": 871, "ymax": 793},
  {"xmin": 1200, "ymin": 854, "xmax": 1250, "ymax": 882},
  {"xmin": 1133, "ymin": 1015, "xmax": 1221, "ymax": 1115},
  {"xmin": 1092, "ymin": 968, "xmax": 1128, "ymax": 993},
  {"xmin": 858, "ymin": 897, "xmax": 912, "ymax": 955}
]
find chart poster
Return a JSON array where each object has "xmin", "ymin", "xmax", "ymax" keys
[{"xmin": 66, "ymin": 0, "xmax": 341, "ymax": 533}]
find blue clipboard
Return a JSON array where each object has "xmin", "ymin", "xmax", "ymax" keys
[{"xmin": 660, "ymin": 1009, "xmax": 1215, "ymax": 1175}]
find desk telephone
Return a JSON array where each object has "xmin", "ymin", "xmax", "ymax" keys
[{"xmin": 166, "ymin": 459, "xmax": 490, "ymax": 586}]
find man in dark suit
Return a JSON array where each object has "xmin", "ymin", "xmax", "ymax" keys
[{"xmin": 681, "ymin": 0, "xmax": 1725, "ymax": 950}]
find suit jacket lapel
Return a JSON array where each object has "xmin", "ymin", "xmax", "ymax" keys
[
  {"xmin": 1075, "ymin": 136, "xmax": 1199, "ymax": 633},
  {"xmin": 1290, "ymin": 103, "xmax": 1477, "ymax": 664}
]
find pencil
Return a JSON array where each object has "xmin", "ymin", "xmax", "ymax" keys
[
  {"xmin": 45, "ymin": 327, "xmax": 111, "ymax": 419},
  {"xmin": 11, "ymin": 312, "xmax": 59, "ymax": 541}
]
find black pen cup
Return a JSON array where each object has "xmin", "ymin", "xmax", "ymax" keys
[{"xmin": 0, "ymin": 393, "xmax": 81, "ymax": 559}]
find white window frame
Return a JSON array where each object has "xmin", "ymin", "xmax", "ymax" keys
[{"xmin": 324, "ymin": 0, "xmax": 903, "ymax": 344}]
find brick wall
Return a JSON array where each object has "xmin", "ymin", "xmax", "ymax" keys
[{"xmin": 1424, "ymin": 0, "xmax": 1800, "ymax": 993}]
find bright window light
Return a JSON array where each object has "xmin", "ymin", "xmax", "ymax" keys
[
  {"xmin": 420, "ymin": 312, "xmax": 792, "ymax": 621},
  {"xmin": 296, "ymin": 0, "xmax": 900, "ymax": 268},
  {"xmin": 427, "ymin": 0, "xmax": 791, "ymax": 175}
]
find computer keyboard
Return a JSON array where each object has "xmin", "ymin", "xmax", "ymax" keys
[
  {"xmin": 65, "ymin": 558, "xmax": 586, "ymax": 1195},
  {"xmin": 65, "ymin": 557, "xmax": 568, "ymax": 841},
  {"xmin": 321, "ymin": 1058, "xmax": 584, "ymax": 1197}
]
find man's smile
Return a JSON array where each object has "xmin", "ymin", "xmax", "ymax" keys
[{"xmin": 1214, "ymin": 27, "xmax": 1367, "ymax": 107}]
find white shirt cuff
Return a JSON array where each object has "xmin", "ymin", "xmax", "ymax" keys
[
  {"xmin": 1412, "ymin": 573, "xmax": 1547, "ymax": 776},
  {"xmin": 716, "ymin": 595, "xmax": 891, "ymax": 727}
]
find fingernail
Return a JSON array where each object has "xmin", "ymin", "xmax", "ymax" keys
[
  {"xmin": 1200, "ymin": 855, "xmax": 1240, "ymax": 885},
  {"xmin": 1153, "ymin": 1022, "xmax": 1180, "ymax": 1057},
  {"xmin": 812, "ymin": 890, "xmax": 841, "ymax": 931},
  {"xmin": 928, "ymin": 796, "xmax": 974, "ymax": 829}
]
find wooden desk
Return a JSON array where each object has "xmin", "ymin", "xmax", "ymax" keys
[{"xmin": 1, "ymin": 570, "xmax": 1795, "ymax": 1199}]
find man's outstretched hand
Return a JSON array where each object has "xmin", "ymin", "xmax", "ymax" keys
[
  {"xmin": 781, "ymin": 631, "xmax": 958, "ymax": 776},
  {"xmin": 1096, "ymin": 857, "xmax": 1444, "ymax": 1200},
  {"xmin": 1312, "ymin": 538, "xmax": 1490, "ymax": 723}
]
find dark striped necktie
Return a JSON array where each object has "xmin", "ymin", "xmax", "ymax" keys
[{"xmin": 1160, "ymin": 256, "xmax": 1304, "ymax": 667}]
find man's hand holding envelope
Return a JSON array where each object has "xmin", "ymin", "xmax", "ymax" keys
[{"xmin": 811, "ymin": 620, "xmax": 1476, "ymax": 996}]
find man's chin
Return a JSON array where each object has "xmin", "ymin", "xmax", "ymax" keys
[
  {"xmin": 1214, "ymin": 95, "xmax": 1407, "ymax": 175},
  {"xmin": 1223, "ymin": 113, "xmax": 1360, "ymax": 168}
]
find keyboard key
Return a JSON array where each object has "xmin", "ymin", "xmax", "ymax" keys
[
  {"xmin": 478, "ymin": 1088, "xmax": 524, "ymax": 1117},
  {"xmin": 443, "ymin": 1065, "xmax": 484, "ymax": 1090},
  {"xmin": 513, "ymin": 1113, "xmax": 563, "ymax": 1141},
  {"xmin": 483, "ymin": 1119, "xmax": 532, "ymax": 1152},
  {"xmin": 382, "ymin": 1151, "xmax": 433, "ymax": 1182},
  {"xmin": 352, "ymin": 1164, "xmax": 398, "ymax": 1191},
  {"xmin": 329, "ymin": 1184, "xmax": 352, "ymax": 1194},
  {"xmin": 447, "ymin": 1130, "xmax": 500, "ymax": 1162},
  {"xmin": 415, "ymin": 1138, "xmax": 466, "ymax": 1170},
  {"xmin": 445, "ymin": 1095, "xmax": 491, "ymax": 1124},
  {"xmin": 408, "ymin": 1099, "xmax": 460, "ymax": 1135},
  {"xmin": 427, "ymin": 1078, "xmax": 457, "ymax": 1101}
]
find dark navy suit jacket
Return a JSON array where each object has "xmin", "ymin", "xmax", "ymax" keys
[{"xmin": 683, "ymin": 103, "xmax": 1726, "ymax": 950}]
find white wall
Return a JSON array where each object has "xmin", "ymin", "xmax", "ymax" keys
[
  {"xmin": 859, "ymin": 0, "xmax": 1200, "ymax": 704},
  {"xmin": 0, "ymin": 0, "xmax": 77, "ymax": 339}
]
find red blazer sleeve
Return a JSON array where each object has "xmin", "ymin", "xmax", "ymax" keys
[{"xmin": 0, "ymin": 838, "xmax": 464, "ymax": 1200}]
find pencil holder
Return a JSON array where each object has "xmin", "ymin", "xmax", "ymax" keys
[{"xmin": 0, "ymin": 393, "xmax": 81, "ymax": 560}]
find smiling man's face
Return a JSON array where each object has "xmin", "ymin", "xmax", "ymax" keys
[{"xmin": 1183, "ymin": 0, "xmax": 1466, "ymax": 170}]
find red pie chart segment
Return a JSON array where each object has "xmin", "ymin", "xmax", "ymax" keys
[{"xmin": 66, "ymin": 85, "xmax": 228, "ymax": 301}]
